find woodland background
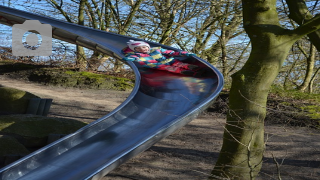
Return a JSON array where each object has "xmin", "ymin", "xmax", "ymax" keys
[{"xmin": 0, "ymin": 0, "xmax": 318, "ymax": 93}]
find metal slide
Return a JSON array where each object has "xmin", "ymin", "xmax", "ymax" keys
[{"xmin": 0, "ymin": 5, "xmax": 223, "ymax": 180}]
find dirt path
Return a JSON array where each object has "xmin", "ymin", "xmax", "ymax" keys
[
  {"xmin": 0, "ymin": 75, "xmax": 319, "ymax": 180},
  {"xmin": 0, "ymin": 76, "xmax": 131, "ymax": 123}
]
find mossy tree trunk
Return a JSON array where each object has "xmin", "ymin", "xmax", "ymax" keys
[
  {"xmin": 210, "ymin": 0, "xmax": 320, "ymax": 179},
  {"xmin": 297, "ymin": 44, "xmax": 315, "ymax": 92},
  {"xmin": 76, "ymin": 0, "xmax": 87, "ymax": 71},
  {"xmin": 309, "ymin": 68, "xmax": 320, "ymax": 93}
]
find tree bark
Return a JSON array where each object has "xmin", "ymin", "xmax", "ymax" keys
[
  {"xmin": 210, "ymin": 0, "xmax": 320, "ymax": 179},
  {"xmin": 298, "ymin": 45, "xmax": 315, "ymax": 92},
  {"xmin": 85, "ymin": 0, "xmax": 104, "ymax": 71},
  {"xmin": 308, "ymin": 67, "xmax": 320, "ymax": 93},
  {"xmin": 76, "ymin": 0, "xmax": 87, "ymax": 71}
]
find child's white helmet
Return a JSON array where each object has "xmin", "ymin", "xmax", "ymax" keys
[{"xmin": 127, "ymin": 40, "xmax": 150, "ymax": 51}]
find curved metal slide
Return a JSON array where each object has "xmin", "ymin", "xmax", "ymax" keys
[{"xmin": 0, "ymin": 5, "xmax": 223, "ymax": 180}]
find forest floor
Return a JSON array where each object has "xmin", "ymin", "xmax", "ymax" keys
[{"xmin": 0, "ymin": 68, "xmax": 319, "ymax": 179}]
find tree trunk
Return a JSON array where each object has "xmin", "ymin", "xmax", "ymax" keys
[
  {"xmin": 298, "ymin": 45, "xmax": 315, "ymax": 92},
  {"xmin": 210, "ymin": 0, "xmax": 320, "ymax": 179},
  {"xmin": 47, "ymin": 0, "xmax": 87, "ymax": 71},
  {"xmin": 76, "ymin": 0, "xmax": 87, "ymax": 71},
  {"xmin": 211, "ymin": 39, "xmax": 294, "ymax": 179},
  {"xmin": 204, "ymin": 42, "xmax": 221, "ymax": 65},
  {"xmin": 308, "ymin": 67, "xmax": 320, "ymax": 93}
]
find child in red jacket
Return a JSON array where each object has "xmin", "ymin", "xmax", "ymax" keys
[{"xmin": 122, "ymin": 40, "xmax": 204, "ymax": 76}]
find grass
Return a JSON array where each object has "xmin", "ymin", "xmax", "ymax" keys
[
  {"xmin": 270, "ymin": 85, "xmax": 320, "ymax": 122},
  {"xmin": 270, "ymin": 85, "xmax": 319, "ymax": 103},
  {"xmin": 0, "ymin": 59, "xmax": 134, "ymax": 91}
]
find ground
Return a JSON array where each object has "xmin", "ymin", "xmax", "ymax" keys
[{"xmin": 0, "ymin": 75, "xmax": 319, "ymax": 180}]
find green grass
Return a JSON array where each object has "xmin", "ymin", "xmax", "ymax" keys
[
  {"xmin": 30, "ymin": 68, "xmax": 134, "ymax": 90},
  {"xmin": 270, "ymin": 85, "xmax": 319, "ymax": 103},
  {"xmin": 270, "ymin": 85, "xmax": 320, "ymax": 120},
  {"xmin": 300, "ymin": 105, "xmax": 320, "ymax": 120}
]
